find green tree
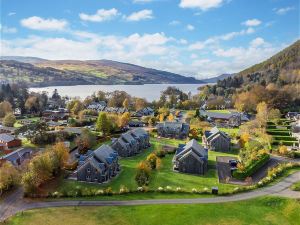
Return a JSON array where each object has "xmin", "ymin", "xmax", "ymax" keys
[
  {"xmin": 3, "ymin": 113, "xmax": 16, "ymax": 127},
  {"xmin": 96, "ymin": 112, "xmax": 111, "ymax": 135}
]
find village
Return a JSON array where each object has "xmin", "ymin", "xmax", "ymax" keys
[{"xmin": 0, "ymin": 83, "xmax": 300, "ymax": 204}]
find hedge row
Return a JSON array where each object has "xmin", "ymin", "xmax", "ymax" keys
[
  {"xmin": 273, "ymin": 136, "xmax": 297, "ymax": 141},
  {"xmin": 233, "ymin": 154, "xmax": 270, "ymax": 180},
  {"xmin": 267, "ymin": 131, "xmax": 290, "ymax": 136},
  {"xmin": 272, "ymin": 141, "xmax": 298, "ymax": 146}
]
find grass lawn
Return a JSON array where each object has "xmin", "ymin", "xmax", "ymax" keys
[
  {"xmin": 6, "ymin": 197, "xmax": 300, "ymax": 225},
  {"xmin": 50, "ymin": 138, "xmax": 238, "ymax": 196},
  {"xmin": 219, "ymin": 127, "xmax": 240, "ymax": 137},
  {"xmin": 291, "ymin": 181, "xmax": 300, "ymax": 191}
]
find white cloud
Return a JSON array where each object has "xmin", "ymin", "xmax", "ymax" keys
[
  {"xmin": 124, "ymin": 9, "xmax": 153, "ymax": 21},
  {"xmin": 0, "ymin": 24, "xmax": 17, "ymax": 33},
  {"xmin": 20, "ymin": 16, "xmax": 68, "ymax": 31},
  {"xmin": 275, "ymin": 7, "xmax": 295, "ymax": 15},
  {"xmin": 79, "ymin": 8, "xmax": 119, "ymax": 22},
  {"xmin": 8, "ymin": 12, "xmax": 16, "ymax": 16},
  {"xmin": 186, "ymin": 24, "xmax": 195, "ymax": 31},
  {"xmin": 242, "ymin": 19, "xmax": 262, "ymax": 27},
  {"xmin": 188, "ymin": 28, "xmax": 255, "ymax": 50},
  {"xmin": 169, "ymin": 20, "xmax": 181, "ymax": 26},
  {"xmin": 179, "ymin": 0, "xmax": 224, "ymax": 11},
  {"xmin": 250, "ymin": 37, "xmax": 265, "ymax": 47}
]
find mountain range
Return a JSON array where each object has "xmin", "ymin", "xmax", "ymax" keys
[{"xmin": 0, "ymin": 57, "xmax": 203, "ymax": 87}]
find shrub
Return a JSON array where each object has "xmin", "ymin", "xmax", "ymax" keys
[
  {"xmin": 155, "ymin": 149, "xmax": 166, "ymax": 158},
  {"xmin": 233, "ymin": 154, "xmax": 270, "ymax": 180},
  {"xmin": 119, "ymin": 185, "xmax": 129, "ymax": 194},
  {"xmin": 146, "ymin": 153, "xmax": 161, "ymax": 169},
  {"xmin": 135, "ymin": 161, "xmax": 151, "ymax": 186}
]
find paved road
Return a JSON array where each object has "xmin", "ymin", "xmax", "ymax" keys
[{"xmin": 1, "ymin": 171, "xmax": 300, "ymax": 222}]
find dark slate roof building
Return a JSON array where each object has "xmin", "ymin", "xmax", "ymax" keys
[
  {"xmin": 202, "ymin": 127, "xmax": 231, "ymax": 152},
  {"xmin": 111, "ymin": 128, "xmax": 150, "ymax": 157},
  {"xmin": 173, "ymin": 139, "xmax": 208, "ymax": 175},
  {"xmin": 0, "ymin": 148, "xmax": 33, "ymax": 166},
  {"xmin": 200, "ymin": 110, "xmax": 249, "ymax": 127},
  {"xmin": 157, "ymin": 122, "xmax": 190, "ymax": 139},
  {"xmin": 77, "ymin": 145, "xmax": 119, "ymax": 183}
]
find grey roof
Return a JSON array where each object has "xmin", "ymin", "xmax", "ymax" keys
[
  {"xmin": 1, "ymin": 148, "xmax": 33, "ymax": 161},
  {"xmin": 176, "ymin": 139, "xmax": 208, "ymax": 159},
  {"xmin": 0, "ymin": 134, "xmax": 16, "ymax": 143},
  {"xmin": 205, "ymin": 127, "xmax": 230, "ymax": 141},
  {"xmin": 200, "ymin": 110, "xmax": 249, "ymax": 121}
]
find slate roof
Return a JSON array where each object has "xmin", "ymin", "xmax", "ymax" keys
[
  {"xmin": 1, "ymin": 148, "xmax": 33, "ymax": 162},
  {"xmin": 200, "ymin": 110, "xmax": 249, "ymax": 121},
  {"xmin": 175, "ymin": 139, "xmax": 208, "ymax": 162},
  {"xmin": 0, "ymin": 134, "xmax": 16, "ymax": 143},
  {"xmin": 204, "ymin": 127, "xmax": 230, "ymax": 141}
]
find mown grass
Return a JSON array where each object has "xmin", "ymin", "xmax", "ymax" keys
[
  {"xmin": 52, "ymin": 138, "xmax": 238, "ymax": 196},
  {"xmin": 6, "ymin": 197, "xmax": 300, "ymax": 225},
  {"xmin": 291, "ymin": 181, "xmax": 300, "ymax": 191}
]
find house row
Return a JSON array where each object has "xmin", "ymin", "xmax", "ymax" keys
[
  {"xmin": 0, "ymin": 126, "xmax": 17, "ymax": 135},
  {"xmin": 202, "ymin": 127, "xmax": 231, "ymax": 152},
  {"xmin": 286, "ymin": 112, "xmax": 300, "ymax": 120},
  {"xmin": 111, "ymin": 128, "xmax": 150, "ymax": 157},
  {"xmin": 42, "ymin": 109, "xmax": 70, "ymax": 122},
  {"xmin": 77, "ymin": 145, "xmax": 119, "ymax": 183},
  {"xmin": 173, "ymin": 139, "xmax": 208, "ymax": 175},
  {"xmin": 87, "ymin": 104, "xmax": 128, "ymax": 114},
  {"xmin": 200, "ymin": 110, "xmax": 249, "ymax": 127},
  {"xmin": 157, "ymin": 122, "xmax": 190, "ymax": 139},
  {"xmin": 132, "ymin": 107, "xmax": 154, "ymax": 117}
]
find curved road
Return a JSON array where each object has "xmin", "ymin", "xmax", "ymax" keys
[{"xmin": 1, "ymin": 171, "xmax": 300, "ymax": 222}]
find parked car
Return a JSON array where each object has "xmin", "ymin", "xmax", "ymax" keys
[{"xmin": 229, "ymin": 159, "xmax": 238, "ymax": 167}]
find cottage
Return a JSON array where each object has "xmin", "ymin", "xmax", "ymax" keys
[
  {"xmin": 0, "ymin": 148, "xmax": 33, "ymax": 166},
  {"xmin": 200, "ymin": 110, "xmax": 249, "ymax": 127},
  {"xmin": 0, "ymin": 134, "xmax": 22, "ymax": 148},
  {"xmin": 111, "ymin": 128, "xmax": 150, "ymax": 157},
  {"xmin": 173, "ymin": 139, "xmax": 208, "ymax": 175},
  {"xmin": 157, "ymin": 122, "xmax": 190, "ymax": 139},
  {"xmin": 77, "ymin": 145, "xmax": 119, "ymax": 183},
  {"xmin": 202, "ymin": 127, "xmax": 231, "ymax": 152}
]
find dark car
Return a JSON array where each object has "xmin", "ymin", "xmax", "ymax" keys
[{"xmin": 229, "ymin": 159, "xmax": 238, "ymax": 167}]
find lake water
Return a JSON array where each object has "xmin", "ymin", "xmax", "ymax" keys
[{"xmin": 30, "ymin": 83, "xmax": 209, "ymax": 102}]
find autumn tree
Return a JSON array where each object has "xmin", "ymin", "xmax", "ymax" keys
[
  {"xmin": 118, "ymin": 112, "xmax": 131, "ymax": 128},
  {"xmin": 135, "ymin": 161, "xmax": 151, "ymax": 186},
  {"xmin": 146, "ymin": 153, "xmax": 160, "ymax": 170},
  {"xmin": 0, "ymin": 101, "xmax": 13, "ymax": 118},
  {"xmin": 0, "ymin": 162, "xmax": 20, "ymax": 195},
  {"xmin": 96, "ymin": 112, "xmax": 111, "ymax": 135},
  {"xmin": 3, "ymin": 113, "xmax": 16, "ymax": 127},
  {"xmin": 134, "ymin": 98, "xmax": 147, "ymax": 111},
  {"xmin": 76, "ymin": 129, "xmax": 97, "ymax": 154},
  {"xmin": 122, "ymin": 98, "xmax": 129, "ymax": 109},
  {"xmin": 167, "ymin": 113, "xmax": 174, "ymax": 121},
  {"xmin": 25, "ymin": 96, "xmax": 40, "ymax": 113}
]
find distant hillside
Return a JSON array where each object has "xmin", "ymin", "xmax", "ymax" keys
[
  {"xmin": 217, "ymin": 40, "xmax": 300, "ymax": 88},
  {"xmin": 0, "ymin": 57, "xmax": 203, "ymax": 87},
  {"xmin": 201, "ymin": 73, "xmax": 235, "ymax": 83}
]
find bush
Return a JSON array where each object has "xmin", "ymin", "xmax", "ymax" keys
[
  {"xmin": 155, "ymin": 149, "xmax": 166, "ymax": 158},
  {"xmin": 233, "ymin": 154, "xmax": 270, "ymax": 180},
  {"xmin": 135, "ymin": 161, "xmax": 151, "ymax": 186}
]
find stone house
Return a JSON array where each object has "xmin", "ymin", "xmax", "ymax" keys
[
  {"xmin": 202, "ymin": 127, "xmax": 231, "ymax": 152},
  {"xmin": 111, "ymin": 128, "xmax": 150, "ymax": 157},
  {"xmin": 77, "ymin": 145, "xmax": 119, "ymax": 183},
  {"xmin": 156, "ymin": 122, "xmax": 190, "ymax": 139},
  {"xmin": 173, "ymin": 139, "xmax": 208, "ymax": 175}
]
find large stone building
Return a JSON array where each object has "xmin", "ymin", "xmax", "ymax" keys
[
  {"xmin": 77, "ymin": 145, "xmax": 119, "ymax": 183},
  {"xmin": 202, "ymin": 127, "xmax": 231, "ymax": 152},
  {"xmin": 111, "ymin": 128, "xmax": 150, "ymax": 157},
  {"xmin": 156, "ymin": 122, "xmax": 190, "ymax": 139},
  {"xmin": 173, "ymin": 139, "xmax": 208, "ymax": 175}
]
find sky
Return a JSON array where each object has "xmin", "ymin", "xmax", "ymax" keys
[{"xmin": 0, "ymin": 0, "xmax": 299, "ymax": 79}]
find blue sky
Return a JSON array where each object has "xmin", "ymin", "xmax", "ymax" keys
[{"xmin": 0, "ymin": 0, "xmax": 299, "ymax": 78}]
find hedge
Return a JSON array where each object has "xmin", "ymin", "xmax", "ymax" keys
[
  {"xmin": 272, "ymin": 141, "xmax": 298, "ymax": 146},
  {"xmin": 273, "ymin": 136, "xmax": 297, "ymax": 141},
  {"xmin": 267, "ymin": 131, "xmax": 290, "ymax": 136},
  {"xmin": 233, "ymin": 154, "xmax": 270, "ymax": 180}
]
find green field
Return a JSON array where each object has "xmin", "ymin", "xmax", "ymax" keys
[
  {"xmin": 51, "ymin": 138, "xmax": 238, "ymax": 196},
  {"xmin": 207, "ymin": 109, "xmax": 233, "ymax": 114},
  {"xmin": 6, "ymin": 197, "xmax": 300, "ymax": 225}
]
